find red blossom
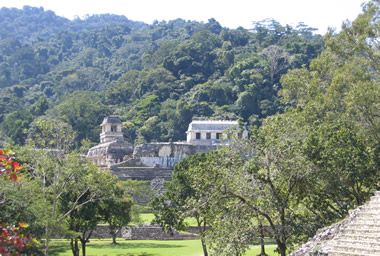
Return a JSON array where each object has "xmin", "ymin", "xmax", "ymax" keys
[{"xmin": 0, "ymin": 149, "xmax": 35, "ymax": 255}]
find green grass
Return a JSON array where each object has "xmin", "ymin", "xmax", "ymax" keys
[
  {"xmin": 137, "ymin": 213, "xmax": 198, "ymax": 226},
  {"xmin": 48, "ymin": 239, "xmax": 280, "ymax": 256}
]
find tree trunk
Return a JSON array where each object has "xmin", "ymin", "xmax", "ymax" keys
[
  {"xmin": 257, "ymin": 224, "xmax": 267, "ymax": 256},
  {"xmin": 44, "ymin": 225, "xmax": 50, "ymax": 256},
  {"xmin": 200, "ymin": 237, "xmax": 208, "ymax": 256},
  {"xmin": 277, "ymin": 241, "xmax": 286, "ymax": 256},
  {"xmin": 80, "ymin": 229, "xmax": 93, "ymax": 256},
  {"xmin": 112, "ymin": 233, "xmax": 117, "ymax": 244},
  {"xmin": 110, "ymin": 227, "xmax": 118, "ymax": 244},
  {"xmin": 81, "ymin": 240, "xmax": 87, "ymax": 256},
  {"xmin": 196, "ymin": 216, "xmax": 208, "ymax": 256},
  {"xmin": 70, "ymin": 239, "xmax": 80, "ymax": 256}
]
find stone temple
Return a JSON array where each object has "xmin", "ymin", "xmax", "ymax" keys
[
  {"xmin": 86, "ymin": 116, "xmax": 133, "ymax": 168},
  {"xmin": 87, "ymin": 117, "xmax": 248, "ymax": 186}
]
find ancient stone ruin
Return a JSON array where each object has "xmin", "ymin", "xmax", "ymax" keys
[
  {"xmin": 87, "ymin": 116, "xmax": 247, "ymax": 184},
  {"xmin": 86, "ymin": 116, "xmax": 133, "ymax": 167},
  {"xmin": 290, "ymin": 191, "xmax": 380, "ymax": 256}
]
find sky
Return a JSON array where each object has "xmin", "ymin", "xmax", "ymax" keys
[{"xmin": 1, "ymin": 0, "xmax": 366, "ymax": 34}]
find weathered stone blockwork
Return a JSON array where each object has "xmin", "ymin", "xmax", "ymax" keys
[
  {"xmin": 53, "ymin": 225, "xmax": 198, "ymax": 240},
  {"xmin": 87, "ymin": 117, "xmax": 247, "ymax": 192},
  {"xmin": 111, "ymin": 166, "xmax": 171, "ymax": 181},
  {"xmin": 290, "ymin": 191, "xmax": 380, "ymax": 256}
]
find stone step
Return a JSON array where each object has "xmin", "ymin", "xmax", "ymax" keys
[
  {"xmin": 332, "ymin": 244, "xmax": 380, "ymax": 254},
  {"xmin": 367, "ymin": 203, "xmax": 380, "ymax": 209},
  {"xmin": 370, "ymin": 195, "xmax": 380, "ymax": 202},
  {"xmin": 362, "ymin": 205, "xmax": 380, "ymax": 210},
  {"xmin": 329, "ymin": 250, "xmax": 379, "ymax": 256},
  {"xmin": 343, "ymin": 227, "xmax": 380, "ymax": 234},
  {"xmin": 375, "ymin": 191, "xmax": 380, "ymax": 196},
  {"xmin": 357, "ymin": 211, "xmax": 380, "ymax": 217},
  {"xmin": 348, "ymin": 223, "xmax": 380, "ymax": 229},
  {"xmin": 353, "ymin": 221, "xmax": 380, "ymax": 227},
  {"xmin": 351, "ymin": 219, "xmax": 380, "ymax": 225},
  {"xmin": 341, "ymin": 233, "xmax": 380, "ymax": 242},
  {"xmin": 335, "ymin": 238, "xmax": 380, "ymax": 248}
]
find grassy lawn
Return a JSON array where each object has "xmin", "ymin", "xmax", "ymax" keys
[
  {"xmin": 89, "ymin": 215, "xmax": 278, "ymax": 255},
  {"xmin": 48, "ymin": 239, "xmax": 280, "ymax": 256}
]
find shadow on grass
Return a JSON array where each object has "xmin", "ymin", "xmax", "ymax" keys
[
  {"xmin": 88, "ymin": 253, "xmax": 154, "ymax": 256},
  {"xmin": 47, "ymin": 243, "xmax": 71, "ymax": 256},
  {"xmin": 90, "ymin": 242, "xmax": 185, "ymax": 250}
]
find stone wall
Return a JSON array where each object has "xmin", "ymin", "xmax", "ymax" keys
[
  {"xmin": 110, "ymin": 166, "xmax": 173, "ymax": 182},
  {"xmin": 53, "ymin": 224, "xmax": 273, "ymax": 241},
  {"xmin": 122, "ymin": 224, "xmax": 197, "ymax": 240},
  {"xmin": 130, "ymin": 142, "xmax": 219, "ymax": 169},
  {"xmin": 72, "ymin": 225, "xmax": 198, "ymax": 240}
]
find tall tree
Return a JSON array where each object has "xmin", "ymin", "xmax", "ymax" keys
[
  {"xmin": 151, "ymin": 153, "xmax": 210, "ymax": 256},
  {"xmin": 50, "ymin": 91, "xmax": 111, "ymax": 144},
  {"xmin": 26, "ymin": 116, "xmax": 76, "ymax": 151},
  {"xmin": 17, "ymin": 148, "xmax": 110, "ymax": 256},
  {"xmin": 98, "ymin": 183, "xmax": 133, "ymax": 244},
  {"xmin": 60, "ymin": 156, "xmax": 117, "ymax": 256}
]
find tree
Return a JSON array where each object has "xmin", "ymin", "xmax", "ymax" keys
[
  {"xmin": 98, "ymin": 183, "xmax": 133, "ymax": 244},
  {"xmin": 1, "ymin": 109, "xmax": 34, "ymax": 145},
  {"xmin": 187, "ymin": 118, "xmax": 315, "ymax": 256},
  {"xmin": 17, "ymin": 148, "xmax": 110, "ymax": 256},
  {"xmin": 30, "ymin": 96, "xmax": 49, "ymax": 117},
  {"xmin": 188, "ymin": 148, "xmax": 257, "ymax": 256},
  {"xmin": 302, "ymin": 121, "xmax": 379, "ymax": 219},
  {"xmin": 151, "ymin": 153, "xmax": 210, "ymax": 256},
  {"xmin": 51, "ymin": 91, "xmax": 111, "ymax": 144},
  {"xmin": 26, "ymin": 116, "xmax": 76, "ymax": 151},
  {"xmin": 59, "ymin": 155, "xmax": 117, "ymax": 256},
  {"xmin": 260, "ymin": 45, "xmax": 294, "ymax": 85},
  {"xmin": 137, "ymin": 116, "xmax": 162, "ymax": 143},
  {"xmin": 279, "ymin": 0, "xmax": 380, "ymax": 218}
]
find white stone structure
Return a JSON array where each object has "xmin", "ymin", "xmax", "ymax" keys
[
  {"xmin": 100, "ymin": 116, "xmax": 123, "ymax": 143},
  {"xmin": 88, "ymin": 117, "xmax": 248, "ymax": 170},
  {"xmin": 186, "ymin": 120, "xmax": 248, "ymax": 145}
]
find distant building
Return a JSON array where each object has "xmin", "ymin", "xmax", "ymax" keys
[
  {"xmin": 186, "ymin": 120, "xmax": 248, "ymax": 145},
  {"xmin": 87, "ymin": 117, "xmax": 248, "ymax": 184},
  {"xmin": 87, "ymin": 116, "xmax": 133, "ymax": 168}
]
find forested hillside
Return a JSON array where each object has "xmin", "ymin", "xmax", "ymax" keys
[{"xmin": 0, "ymin": 5, "xmax": 324, "ymax": 150}]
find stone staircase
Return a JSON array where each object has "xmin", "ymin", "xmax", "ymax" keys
[{"xmin": 328, "ymin": 191, "xmax": 380, "ymax": 256}]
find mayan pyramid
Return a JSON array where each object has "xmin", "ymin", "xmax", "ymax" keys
[{"xmin": 290, "ymin": 191, "xmax": 380, "ymax": 255}]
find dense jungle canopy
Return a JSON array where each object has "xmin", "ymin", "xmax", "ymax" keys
[{"xmin": 0, "ymin": 5, "xmax": 324, "ymax": 149}]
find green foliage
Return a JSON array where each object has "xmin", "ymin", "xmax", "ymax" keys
[
  {"xmin": 50, "ymin": 91, "xmax": 111, "ymax": 145},
  {"xmin": 60, "ymin": 161, "xmax": 119, "ymax": 256},
  {"xmin": 149, "ymin": 3, "xmax": 379, "ymax": 256},
  {"xmin": 151, "ymin": 153, "xmax": 210, "ymax": 255},
  {"xmin": 0, "ymin": 6, "xmax": 324, "ymax": 148},
  {"xmin": 9, "ymin": 147, "xmax": 129, "ymax": 256},
  {"xmin": 1, "ymin": 109, "xmax": 34, "ymax": 145},
  {"xmin": 99, "ymin": 184, "xmax": 133, "ymax": 244},
  {"xmin": 26, "ymin": 116, "xmax": 76, "ymax": 151}
]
